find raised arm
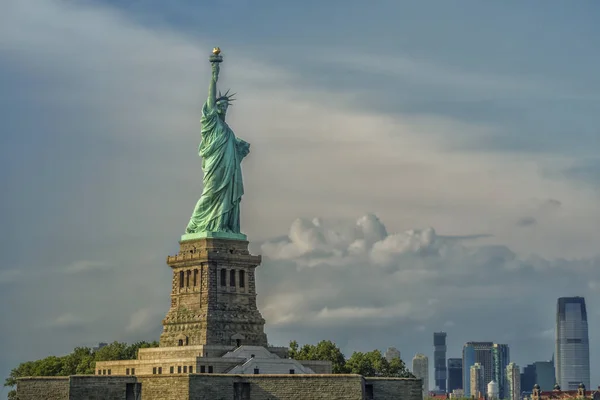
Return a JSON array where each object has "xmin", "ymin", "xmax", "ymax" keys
[{"xmin": 207, "ymin": 62, "xmax": 219, "ymax": 109}]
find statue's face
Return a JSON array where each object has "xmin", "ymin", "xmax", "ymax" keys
[{"xmin": 216, "ymin": 100, "xmax": 228, "ymax": 116}]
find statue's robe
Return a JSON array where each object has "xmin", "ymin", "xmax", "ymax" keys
[{"xmin": 186, "ymin": 102, "xmax": 250, "ymax": 234}]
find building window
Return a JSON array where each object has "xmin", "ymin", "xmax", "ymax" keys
[
  {"xmin": 178, "ymin": 339, "xmax": 184, "ymax": 346},
  {"xmin": 103, "ymin": 370, "xmax": 106, "ymax": 375},
  {"xmin": 254, "ymin": 368, "xmax": 259, "ymax": 374},
  {"xmin": 170, "ymin": 366, "xmax": 174, "ymax": 374},
  {"xmin": 186, "ymin": 270, "xmax": 191, "ymax": 287},
  {"xmin": 239, "ymin": 270, "xmax": 245, "ymax": 288},
  {"xmin": 131, "ymin": 368, "xmax": 135, "ymax": 375},
  {"xmin": 183, "ymin": 366, "xmax": 187, "ymax": 373},
  {"xmin": 208, "ymin": 366, "xmax": 214, "ymax": 373},
  {"xmin": 107, "ymin": 369, "xmax": 111, "ymax": 375},
  {"xmin": 189, "ymin": 366, "xmax": 193, "ymax": 373},
  {"xmin": 193, "ymin": 269, "xmax": 198, "ymax": 286},
  {"xmin": 230, "ymin": 269, "xmax": 236, "ymax": 286},
  {"xmin": 98, "ymin": 370, "xmax": 101, "ymax": 375},
  {"xmin": 220, "ymin": 269, "xmax": 227, "ymax": 286},
  {"xmin": 126, "ymin": 368, "xmax": 130, "ymax": 375},
  {"xmin": 179, "ymin": 270, "xmax": 184, "ymax": 288},
  {"xmin": 200, "ymin": 366, "xmax": 206, "ymax": 373},
  {"xmin": 178, "ymin": 366, "xmax": 182, "ymax": 373},
  {"xmin": 158, "ymin": 367, "xmax": 162, "ymax": 374},
  {"xmin": 289, "ymin": 369, "xmax": 295, "ymax": 374},
  {"xmin": 153, "ymin": 367, "xmax": 157, "ymax": 374}
]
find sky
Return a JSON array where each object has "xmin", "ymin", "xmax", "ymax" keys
[{"xmin": 1, "ymin": 0, "xmax": 599, "ymax": 393}]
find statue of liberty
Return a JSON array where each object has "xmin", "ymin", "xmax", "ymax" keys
[{"xmin": 184, "ymin": 48, "xmax": 250, "ymax": 238}]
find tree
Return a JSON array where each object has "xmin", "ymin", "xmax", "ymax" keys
[
  {"xmin": 288, "ymin": 340, "xmax": 347, "ymax": 373},
  {"xmin": 4, "ymin": 341, "xmax": 158, "ymax": 399},
  {"xmin": 288, "ymin": 340, "xmax": 414, "ymax": 377}
]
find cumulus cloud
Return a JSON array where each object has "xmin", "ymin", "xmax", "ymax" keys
[{"xmin": 257, "ymin": 214, "xmax": 600, "ymax": 343}]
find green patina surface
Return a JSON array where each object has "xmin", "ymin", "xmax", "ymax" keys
[
  {"xmin": 180, "ymin": 231, "xmax": 247, "ymax": 242},
  {"xmin": 185, "ymin": 48, "xmax": 250, "ymax": 237}
]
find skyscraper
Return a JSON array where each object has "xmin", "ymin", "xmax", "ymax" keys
[
  {"xmin": 385, "ymin": 347, "xmax": 401, "ymax": 363},
  {"xmin": 470, "ymin": 363, "xmax": 485, "ymax": 399},
  {"xmin": 447, "ymin": 358, "xmax": 463, "ymax": 392},
  {"xmin": 535, "ymin": 359, "xmax": 555, "ymax": 390},
  {"xmin": 555, "ymin": 297, "xmax": 590, "ymax": 390},
  {"xmin": 506, "ymin": 363, "xmax": 521, "ymax": 400},
  {"xmin": 434, "ymin": 332, "xmax": 447, "ymax": 392},
  {"xmin": 492, "ymin": 344, "xmax": 510, "ymax": 399},
  {"xmin": 463, "ymin": 342, "xmax": 494, "ymax": 397},
  {"xmin": 413, "ymin": 353, "xmax": 429, "ymax": 396},
  {"xmin": 520, "ymin": 363, "xmax": 536, "ymax": 394}
]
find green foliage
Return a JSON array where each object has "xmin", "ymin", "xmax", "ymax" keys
[
  {"xmin": 288, "ymin": 340, "xmax": 414, "ymax": 377},
  {"xmin": 288, "ymin": 340, "xmax": 347, "ymax": 373},
  {"xmin": 3, "ymin": 341, "xmax": 158, "ymax": 398}
]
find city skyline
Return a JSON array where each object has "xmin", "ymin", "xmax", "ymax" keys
[{"xmin": 1, "ymin": 0, "xmax": 600, "ymax": 391}]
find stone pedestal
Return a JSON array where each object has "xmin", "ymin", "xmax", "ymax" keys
[{"xmin": 159, "ymin": 237, "xmax": 268, "ymax": 348}]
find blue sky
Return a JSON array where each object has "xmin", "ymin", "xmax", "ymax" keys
[{"xmin": 1, "ymin": 0, "xmax": 599, "ymax": 394}]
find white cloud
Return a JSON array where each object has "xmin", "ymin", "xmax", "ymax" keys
[{"xmin": 257, "ymin": 214, "xmax": 600, "ymax": 341}]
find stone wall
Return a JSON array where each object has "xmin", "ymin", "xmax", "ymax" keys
[
  {"xmin": 17, "ymin": 377, "xmax": 69, "ymax": 400},
  {"xmin": 161, "ymin": 238, "xmax": 268, "ymax": 349},
  {"xmin": 18, "ymin": 374, "xmax": 424, "ymax": 400},
  {"xmin": 69, "ymin": 376, "xmax": 137, "ymax": 399},
  {"xmin": 365, "ymin": 377, "xmax": 423, "ymax": 400},
  {"xmin": 137, "ymin": 345, "xmax": 206, "ymax": 360},
  {"xmin": 234, "ymin": 374, "xmax": 365, "ymax": 400},
  {"xmin": 95, "ymin": 357, "xmax": 242, "ymax": 376},
  {"xmin": 187, "ymin": 374, "xmax": 365, "ymax": 400},
  {"xmin": 138, "ymin": 375, "xmax": 190, "ymax": 399}
]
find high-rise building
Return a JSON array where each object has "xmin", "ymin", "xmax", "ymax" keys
[
  {"xmin": 463, "ymin": 342, "xmax": 494, "ymax": 397},
  {"xmin": 413, "ymin": 353, "xmax": 429, "ymax": 396},
  {"xmin": 492, "ymin": 344, "xmax": 510, "ymax": 399},
  {"xmin": 447, "ymin": 358, "xmax": 463, "ymax": 392},
  {"xmin": 520, "ymin": 358, "xmax": 556, "ymax": 393},
  {"xmin": 385, "ymin": 347, "xmax": 401, "ymax": 363},
  {"xmin": 555, "ymin": 297, "xmax": 590, "ymax": 390},
  {"xmin": 535, "ymin": 359, "xmax": 555, "ymax": 390},
  {"xmin": 520, "ymin": 363, "xmax": 536, "ymax": 394},
  {"xmin": 470, "ymin": 363, "xmax": 485, "ymax": 399},
  {"xmin": 506, "ymin": 363, "xmax": 521, "ymax": 400},
  {"xmin": 434, "ymin": 332, "xmax": 447, "ymax": 392}
]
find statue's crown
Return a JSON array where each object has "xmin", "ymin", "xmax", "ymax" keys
[{"xmin": 216, "ymin": 89, "xmax": 236, "ymax": 105}]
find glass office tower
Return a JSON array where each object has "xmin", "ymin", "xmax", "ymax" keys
[
  {"xmin": 492, "ymin": 344, "xmax": 510, "ymax": 399},
  {"xmin": 447, "ymin": 358, "xmax": 463, "ymax": 392},
  {"xmin": 463, "ymin": 342, "xmax": 494, "ymax": 397},
  {"xmin": 555, "ymin": 297, "xmax": 590, "ymax": 390},
  {"xmin": 434, "ymin": 332, "xmax": 447, "ymax": 392}
]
